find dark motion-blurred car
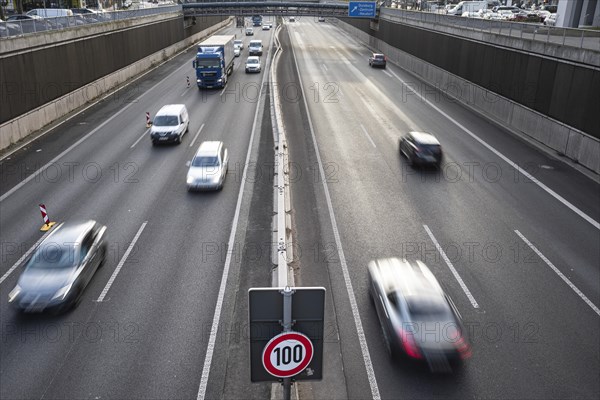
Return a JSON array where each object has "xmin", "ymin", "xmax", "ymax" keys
[
  {"xmin": 399, "ymin": 131, "xmax": 443, "ymax": 167},
  {"xmin": 8, "ymin": 220, "xmax": 107, "ymax": 313},
  {"xmin": 368, "ymin": 258, "xmax": 471, "ymax": 371}
]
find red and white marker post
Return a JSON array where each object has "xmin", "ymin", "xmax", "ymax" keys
[
  {"xmin": 39, "ymin": 204, "xmax": 56, "ymax": 231},
  {"xmin": 186, "ymin": 76, "xmax": 190, "ymax": 88},
  {"xmin": 146, "ymin": 112, "xmax": 151, "ymax": 128}
]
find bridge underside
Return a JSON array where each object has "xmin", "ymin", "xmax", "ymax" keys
[{"xmin": 182, "ymin": 2, "xmax": 356, "ymax": 18}]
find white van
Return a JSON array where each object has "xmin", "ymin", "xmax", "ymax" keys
[
  {"xmin": 248, "ymin": 40, "xmax": 263, "ymax": 56},
  {"xmin": 150, "ymin": 104, "xmax": 190, "ymax": 145},
  {"xmin": 26, "ymin": 8, "xmax": 73, "ymax": 18}
]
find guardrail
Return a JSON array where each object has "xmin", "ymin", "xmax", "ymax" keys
[
  {"xmin": 0, "ymin": 5, "xmax": 182, "ymax": 39},
  {"xmin": 382, "ymin": 8, "xmax": 600, "ymax": 52}
]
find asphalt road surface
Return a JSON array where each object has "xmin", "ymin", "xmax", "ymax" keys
[{"xmin": 1, "ymin": 16, "xmax": 598, "ymax": 400}]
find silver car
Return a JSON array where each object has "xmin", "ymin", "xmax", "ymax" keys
[
  {"xmin": 245, "ymin": 56, "xmax": 261, "ymax": 73},
  {"xmin": 368, "ymin": 258, "xmax": 471, "ymax": 371},
  {"xmin": 8, "ymin": 220, "xmax": 107, "ymax": 313},
  {"xmin": 186, "ymin": 141, "xmax": 229, "ymax": 191}
]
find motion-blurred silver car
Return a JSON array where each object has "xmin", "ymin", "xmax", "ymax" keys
[
  {"xmin": 368, "ymin": 258, "xmax": 471, "ymax": 371},
  {"xmin": 186, "ymin": 141, "xmax": 229, "ymax": 191},
  {"xmin": 8, "ymin": 220, "xmax": 107, "ymax": 313}
]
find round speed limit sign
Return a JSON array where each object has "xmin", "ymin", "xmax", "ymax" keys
[{"xmin": 262, "ymin": 332, "xmax": 314, "ymax": 378}]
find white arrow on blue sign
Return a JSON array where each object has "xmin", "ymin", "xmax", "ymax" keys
[{"xmin": 348, "ymin": 1, "xmax": 377, "ymax": 18}]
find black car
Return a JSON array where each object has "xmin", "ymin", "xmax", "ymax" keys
[
  {"xmin": 369, "ymin": 53, "xmax": 387, "ymax": 68},
  {"xmin": 8, "ymin": 220, "xmax": 107, "ymax": 313},
  {"xmin": 368, "ymin": 258, "xmax": 471, "ymax": 371},
  {"xmin": 399, "ymin": 131, "xmax": 443, "ymax": 168}
]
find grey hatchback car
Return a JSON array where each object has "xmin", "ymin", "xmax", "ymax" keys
[
  {"xmin": 8, "ymin": 220, "xmax": 107, "ymax": 313},
  {"xmin": 369, "ymin": 53, "xmax": 387, "ymax": 68}
]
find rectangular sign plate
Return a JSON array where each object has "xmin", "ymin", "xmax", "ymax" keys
[{"xmin": 249, "ymin": 287, "xmax": 325, "ymax": 382}]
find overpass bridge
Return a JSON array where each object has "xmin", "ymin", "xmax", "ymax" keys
[{"xmin": 182, "ymin": 1, "xmax": 377, "ymax": 18}]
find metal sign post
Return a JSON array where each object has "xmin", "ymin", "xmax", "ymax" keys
[{"xmin": 282, "ymin": 286, "xmax": 293, "ymax": 400}]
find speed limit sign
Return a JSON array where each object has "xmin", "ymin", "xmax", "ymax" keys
[{"xmin": 262, "ymin": 331, "xmax": 314, "ymax": 378}]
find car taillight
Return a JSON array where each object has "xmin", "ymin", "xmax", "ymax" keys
[
  {"xmin": 398, "ymin": 328, "xmax": 423, "ymax": 359},
  {"xmin": 453, "ymin": 334, "xmax": 472, "ymax": 359}
]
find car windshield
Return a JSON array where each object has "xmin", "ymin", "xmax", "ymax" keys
[
  {"xmin": 26, "ymin": 243, "xmax": 79, "ymax": 270},
  {"xmin": 196, "ymin": 58, "xmax": 220, "ymax": 68},
  {"xmin": 247, "ymin": 59, "xmax": 259, "ymax": 65},
  {"xmin": 153, "ymin": 115, "xmax": 179, "ymax": 127},
  {"xmin": 192, "ymin": 156, "xmax": 220, "ymax": 167}
]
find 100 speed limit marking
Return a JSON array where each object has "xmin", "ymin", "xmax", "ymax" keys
[{"xmin": 262, "ymin": 332, "xmax": 314, "ymax": 378}]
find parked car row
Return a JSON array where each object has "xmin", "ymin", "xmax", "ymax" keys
[{"xmin": 1, "ymin": 8, "xmax": 111, "ymax": 36}]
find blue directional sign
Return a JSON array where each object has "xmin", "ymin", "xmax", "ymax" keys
[{"xmin": 348, "ymin": 1, "xmax": 377, "ymax": 18}]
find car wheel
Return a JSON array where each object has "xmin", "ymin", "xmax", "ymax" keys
[{"xmin": 177, "ymin": 135, "xmax": 182, "ymax": 144}]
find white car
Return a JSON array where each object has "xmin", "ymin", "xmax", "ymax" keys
[
  {"xmin": 186, "ymin": 141, "xmax": 229, "ymax": 191},
  {"xmin": 245, "ymin": 56, "xmax": 261, "ymax": 73},
  {"xmin": 233, "ymin": 39, "xmax": 243, "ymax": 49},
  {"xmin": 234, "ymin": 45, "xmax": 241, "ymax": 57},
  {"xmin": 262, "ymin": 24, "xmax": 270, "ymax": 30}
]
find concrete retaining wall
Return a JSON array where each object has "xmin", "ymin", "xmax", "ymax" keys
[
  {"xmin": 0, "ymin": 17, "xmax": 230, "ymax": 152},
  {"xmin": 338, "ymin": 20, "xmax": 600, "ymax": 174}
]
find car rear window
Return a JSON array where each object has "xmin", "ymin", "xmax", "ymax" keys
[{"xmin": 192, "ymin": 156, "xmax": 219, "ymax": 167}]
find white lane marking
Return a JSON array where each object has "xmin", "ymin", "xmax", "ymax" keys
[
  {"xmin": 0, "ymin": 229, "xmax": 53, "ymax": 285},
  {"xmin": 321, "ymin": 63, "xmax": 328, "ymax": 72},
  {"xmin": 382, "ymin": 70, "xmax": 393, "ymax": 78},
  {"xmin": 360, "ymin": 124, "xmax": 376, "ymax": 148},
  {"xmin": 290, "ymin": 34, "xmax": 381, "ymax": 400},
  {"xmin": 189, "ymin": 123, "xmax": 205, "ymax": 148},
  {"xmin": 219, "ymin": 83, "xmax": 229, "ymax": 97},
  {"xmin": 424, "ymin": 225, "xmax": 480, "ymax": 309},
  {"xmin": 130, "ymin": 128, "xmax": 150, "ymax": 148},
  {"xmin": 97, "ymin": 221, "xmax": 147, "ymax": 302},
  {"xmin": 181, "ymin": 86, "xmax": 191, "ymax": 97},
  {"xmin": 196, "ymin": 47, "xmax": 269, "ymax": 400},
  {"xmin": 515, "ymin": 230, "xmax": 600, "ymax": 316},
  {"xmin": 387, "ymin": 69, "xmax": 600, "ymax": 231},
  {"xmin": 0, "ymin": 58, "xmax": 196, "ymax": 203}
]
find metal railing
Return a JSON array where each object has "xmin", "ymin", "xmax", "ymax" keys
[
  {"xmin": 0, "ymin": 5, "xmax": 182, "ymax": 39},
  {"xmin": 382, "ymin": 8, "xmax": 600, "ymax": 52}
]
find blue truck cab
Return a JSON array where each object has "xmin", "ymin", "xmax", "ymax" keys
[{"xmin": 193, "ymin": 35, "xmax": 235, "ymax": 89}]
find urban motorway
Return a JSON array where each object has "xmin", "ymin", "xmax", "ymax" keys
[{"xmin": 1, "ymin": 17, "xmax": 599, "ymax": 400}]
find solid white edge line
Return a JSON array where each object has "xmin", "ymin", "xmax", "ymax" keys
[
  {"xmin": 0, "ymin": 57, "xmax": 196, "ymax": 204},
  {"xmin": 360, "ymin": 123, "xmax": 377, "ymax": 148},
  {"xmin": 382, "ymin": 70, "xmax": 393, "ymax": 78},
  {"xmin": 96, "ymin": 221, "xmax": 147, "ymax": 302},
  {"xmin": 386, "ymin": 69, "xmax": 600, "ymax": 231},
  {"xmin": 130, "ymin": 128, "xmax": 150, "ymax": 148},
  {"xmin": 424, "ymin": 225, "xmax": 480, "ymax": 309},
  {"xmin": 290, "ymin": 30, "xmax": 382, "ymax": 400},
  {"xmin": 515, "ymin": 230, "xmax": 600, "ymax": 316},
  {"xmin": 0, "ymin": 229, "xmax": 53, "ymax": 285},
  {"xmin": 189, "ymin": 123, "xmax": 205, "ymax": 148},
  {"xmin": 196, "ymin": 46, "xmax": 269, "ymax": 400}
]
